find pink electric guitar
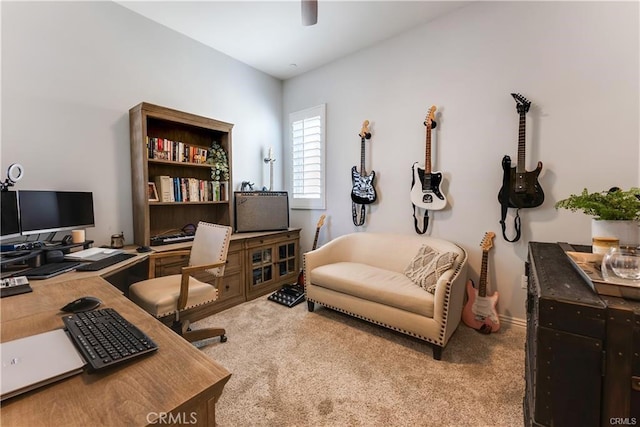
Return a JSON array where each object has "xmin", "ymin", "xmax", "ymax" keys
[{"xmin": 462, "ymin": 232, "xmax": 500, "ymax": 333}]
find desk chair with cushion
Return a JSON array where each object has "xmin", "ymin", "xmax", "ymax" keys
[{"xmin": 129, "ymin": 222, "xmax": 232, "ymax": 343}]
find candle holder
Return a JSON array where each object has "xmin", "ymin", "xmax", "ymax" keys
[{"xmin": 264, "ymin": 149, "xmax": 276, "ymax": 191}]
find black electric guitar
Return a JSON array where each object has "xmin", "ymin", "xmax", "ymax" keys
[
  {"xmin": 411, "ymin": 106, "xmax": 446, "ymax": 210},
  {"xmin": 498, "ymin": 93, "xmax": 544, "ymax": 209},
  {"xmin": 351, "ymin": 120, "xmax": 377, "ymax": 204}
]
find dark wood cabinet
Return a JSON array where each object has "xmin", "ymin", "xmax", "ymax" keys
[{"xmin": 526, "ymin": 242, "xmax": 640, "ymax": 427}]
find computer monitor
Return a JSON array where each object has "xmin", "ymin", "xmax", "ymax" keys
[
  {"xmin": 1, "ymin": 191, "xmax": 21, "ymax": 239},
  {"xmin": 18, "ymin": 190, "xmax": 95, "ymax": 236}
]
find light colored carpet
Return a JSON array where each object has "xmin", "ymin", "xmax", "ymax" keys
[{"xmin": 192, "ymin": 297, "xmax": 525, "ymax": 427}]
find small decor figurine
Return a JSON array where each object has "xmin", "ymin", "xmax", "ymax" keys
[{"xmin": 207, "ymin": 142, "xmax": 230, "ymax": 182}]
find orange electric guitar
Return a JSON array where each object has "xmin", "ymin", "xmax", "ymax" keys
[
  {"xmin": 462, "ymin": 232, "xmax": 500, "ymax": 333},
  {"xmin": 297, "ymin": 214, "xmax": 326, "ymax": 287}
]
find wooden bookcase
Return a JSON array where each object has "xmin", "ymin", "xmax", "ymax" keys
[{"xmin": 129, "ymin": 102, "xmax": 233, "ymax": 246}]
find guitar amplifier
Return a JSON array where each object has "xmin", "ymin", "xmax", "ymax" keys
[{"xmin": 234, "ymin": 191, "xmax": 289, "ymax": 233}]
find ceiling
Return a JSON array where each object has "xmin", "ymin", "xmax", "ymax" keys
[{"xmin": 117, "ymin": 1, "xmax": 471, "ymax": 80}]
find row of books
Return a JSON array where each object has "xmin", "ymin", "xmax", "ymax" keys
[
  {"xmin": 146, "ymin": 136, "xmax": 210, "ymax": 164},
  {"xmin": 154, "ymin": 175, "xmax": 228, "ymax": 202}
]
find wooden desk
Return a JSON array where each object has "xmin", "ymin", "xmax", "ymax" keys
[{"xmin": 0, "ymin": 276, "xmax": 231, "ymax": 426}]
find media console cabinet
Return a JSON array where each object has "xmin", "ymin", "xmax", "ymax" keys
[
  {"xmin": 525, "ymin": 242, "xmax": 639, "ymax": 427},
  {"xmin": 146, "ymin": 228, "xmax": 300, "ymax": 323}
]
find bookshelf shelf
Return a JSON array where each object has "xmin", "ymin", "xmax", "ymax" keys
[
  {"xmin": 129, "ymin": 102, "xmax": 234, "ymax": 246},
  {"xmin": 148, "ymin": 159, "xmax": 213, "ymax": 168},
  {"xmin": 149, "ymin": 201, "xmax": 228, "ymax": 206}
]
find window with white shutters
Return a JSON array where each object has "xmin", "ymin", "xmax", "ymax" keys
[{"xmin": 289, "ymin": 104, "xmax": 325, "ymax": 210}]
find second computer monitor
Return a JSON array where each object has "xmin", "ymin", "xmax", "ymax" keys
[{"xmin": 18, "ymin": 190, "xmax": 95, "ymax": 236}]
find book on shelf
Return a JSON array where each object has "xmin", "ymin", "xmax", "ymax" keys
[
  {"xmin": 187, "ymin": 178, "xmax": 198, "ymax": 202},
  {"xmin": 154, "ymin": 175, "xmax": 174, "ymax": 202}
]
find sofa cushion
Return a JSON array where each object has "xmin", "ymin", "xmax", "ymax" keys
[
  {"xmin": 310, "ymin": 262, "xmax": 435, "ymax": 318},
  {"xmin": 404, "ymin": 245, "xmax": 458, "ymax": 294}
]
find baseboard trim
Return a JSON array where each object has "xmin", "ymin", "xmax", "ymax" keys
[{"xmin": 498, "ymin": 315, "xmax": 526, "ymax": 328}]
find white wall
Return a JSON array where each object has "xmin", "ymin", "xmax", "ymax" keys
[
  {"xmin": 1, "ymin": 1, "xmax": 282, "ymax": 245},
  {"xmin": 2, "ymin": 1, "xmax": 638, "ymax": 322},
  {"xmin": 283, "ymin": 1, "xmax": 639, "ymax": 322}
]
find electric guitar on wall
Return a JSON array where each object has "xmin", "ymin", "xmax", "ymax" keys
[
  {"xmin": 498, "ymin": 93, "xmax": 544, "ymax": 209},
  {"xmin": 411, "ymin": 106, "xmax": 446, "ymax": 210},
  {"xmin": 462, "ymin": 232, "xmax": 500, "ymax": 333},
  {"xmin": 351, "ymin": 120, "xmax": 377, "ymax": 205},
  {"xmin": 296, "ymin": 214, "xmax": 326, "ymax": 287}
]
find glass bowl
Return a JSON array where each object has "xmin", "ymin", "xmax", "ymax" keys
[{"xmin": 602, "ymin": 245, "xmax": 640, "ymax": 282}]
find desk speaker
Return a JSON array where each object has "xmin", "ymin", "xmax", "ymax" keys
[{"xmin": 234, "ymin": 191, "xmax": 289, "ymax": 232}]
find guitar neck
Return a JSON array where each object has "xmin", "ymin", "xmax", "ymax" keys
[
  {"xmin": 425, "ymin": 128, "xmax": 432, "ymax": 174},
  {"xmin": 360, "ymin": 137, "xmax": 366, "ymax": 174},
  {"xmin": 478, "ymin": 251, "xmax": 489, "ymax": 297},
  {"xmin": 311, "ymin": 229, "xmax": 320, "ymax": 251},
  {"xmin": 516, "ymin": 111, "xmax": 526, "ymax": 173}
]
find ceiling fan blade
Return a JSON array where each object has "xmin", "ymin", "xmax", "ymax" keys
[{"xmin": 301, "ymin": 0, "xmax": 318, "ymax": 26}]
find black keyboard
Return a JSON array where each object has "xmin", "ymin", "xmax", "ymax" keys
[
  {"xmin": 75, "ymin": 253, "xmax": 137, "ymax": 271},
  {"xmin": 62, "ymin": 308, "xmax": 158, "ymax": 371},
  {"xmin": 150, "ymin": 233, "xmax": 195, "ymax": 246},
  {"xmin": 22, "ymin": 261, "xmax": 82, "ymax": 279}
]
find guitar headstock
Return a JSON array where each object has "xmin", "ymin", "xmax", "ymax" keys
[
  {"xmin": 359, "ymin": 120, "xmax": 372, "ymax": 140},
  {"xmin": 316, "ymin": 214, "xmax": 326, "ymax": 229},
  {"xmin": 480, "ymin": 231, "xmax": 496, "ymax": 252},
  {"xmin": 423, "ymin": 106, "xmax": 437, "ymax": 129},
  {"xmin": 511, "ymin": 93, "xmax": 531, "ymax": 114}
]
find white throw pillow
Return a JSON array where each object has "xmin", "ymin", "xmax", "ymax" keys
[{"xmin": 404, "ymin": 245, "xmax": 458, "ymax": 294}]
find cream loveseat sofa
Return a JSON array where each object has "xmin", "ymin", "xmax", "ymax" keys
[{"xmin": 304, "ymin": 233, "xmax": 468, "ymax": 360}]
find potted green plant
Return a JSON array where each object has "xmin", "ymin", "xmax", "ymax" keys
[
  {"xmin": 207, "ymin": 142, "xmax": 230, "ymax": 201},
  {"xmin": 555, "ymin": 187, "xmax": 640, "ymax": 246}
]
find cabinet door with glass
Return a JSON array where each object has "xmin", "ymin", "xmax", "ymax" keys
[{"xmin": 246, "ymin": 230, "xmax": 300, "ymax": 299}]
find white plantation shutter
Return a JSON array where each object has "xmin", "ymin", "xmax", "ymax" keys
[{"xmin": 290, "ymin": 104, "xmax": 326, "ymax": 209}]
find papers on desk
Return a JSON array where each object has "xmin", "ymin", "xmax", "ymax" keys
[
  {"xmin": 1, "ymin": 329, "xmax": 85, "ymax": 401},
  {"xmin": 64, "ymin": 247, "xmax": 123, "ymax": 262}
]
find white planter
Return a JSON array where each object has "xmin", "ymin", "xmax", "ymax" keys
[{"xmin": 591, "ymin": 219, "xmax": 640, "ymax": 246}]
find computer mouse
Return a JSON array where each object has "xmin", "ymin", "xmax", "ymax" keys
[
  {"xmin": 136, "ymin": 246, "xmax": 152, "ymax": 253},
  {"xmin": 61, "ymin": 296, "xmax": 102, "ymax": 313}
]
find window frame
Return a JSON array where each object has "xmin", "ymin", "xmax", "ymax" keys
[{"xmin": 288, "ymin": 104, "xmax": 326, "ymax": 210}]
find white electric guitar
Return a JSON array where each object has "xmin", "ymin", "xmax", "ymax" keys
[
  {"xmin": 462, "ymin": 232, "xmax": 500, "ymax": 333},
  {"xmin": 410, "ymin": 106, "xmax": 447, "ymax": 210}
]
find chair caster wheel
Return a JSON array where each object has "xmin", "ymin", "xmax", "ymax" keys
[{"xmin": 220, "ymin": 335, "xmax": 227, "ymax": 343}]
